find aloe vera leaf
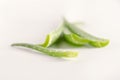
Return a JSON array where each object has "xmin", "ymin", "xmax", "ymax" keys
[
  {"xmin": 64, "ymin": 19, "xmax": 109, "ymax": 48},
  {"xmin": 41, "ymin": 22, "xmax": 64, "ymax": 48},
  {"xmin": 63, "ymin": 27, "xmax": 89, "ymax": 46},
  {"xmin": 64, "ymin": 33, "xmax": 89, "ymax": 46},
  {"xmin": 12, "ymin": 43, "xmax": 78, "ymax": 58}
]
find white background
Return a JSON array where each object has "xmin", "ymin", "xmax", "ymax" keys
[{"xmin": 0, "ymin": 0, "xmax": 120, "ymax": 80}]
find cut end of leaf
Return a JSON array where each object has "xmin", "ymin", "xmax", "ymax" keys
[
  {"xmin": 65, "ymin": 51, "xmax": 78, "ymax": 57},
  {"xmin": 41, "ymin": 35, "xmax": 50, "ymax": 47},
  {"xmin": 48, "ymin": 51, "xmax": 78, "ymax": 58},
  {"xmin": 90, "ymin": 39, "xmax": 110, "ymax": 48}
]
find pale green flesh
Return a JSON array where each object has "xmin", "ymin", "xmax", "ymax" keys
[
  {"xmin": 41, "ymin": 23, "xmax": 64, "ymax": 48},
  {"xmin": 63, "ymin": 27, "xmax": 89, "ymax": 46},
  {"xmin": 64, "ymin": 19, "xmax": 109, "ymax": 48},
  {"xmin": 64, "ymin": 33, "xmax": 89, "ymax": 46},
  {"xmin": 12, "ymin": 43, "xmax": 78, "ymax": 58}
]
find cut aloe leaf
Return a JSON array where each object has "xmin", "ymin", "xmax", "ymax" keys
[
  {"xmin": 41, "ymin": 22, "xmax": 64, "ymax": 48},
  {"xmin": 64, "ymin": 33, "xmax": 89, "ymax": 46},
  {"xmin": 64, "ymin": 19, "xmax": 109, "ymax": 48},
  {"xmin": 12, "ymin": 43, "xmax": 78, "ymax": 58},
  {"xmin": 63, "ymin": 26, "xmax": 89, "ymax": 46}
]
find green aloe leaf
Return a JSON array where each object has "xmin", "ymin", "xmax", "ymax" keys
[
  {"xmin": 63, "ymin": 26, "xmax": 89, "ymax": 46},
  {"xmin": 41, "ymin": 22, "xmax": 64, "ymax": 48},
  {"xmin": 64, "ymin": 33, "xmax": 89, "ymax": 46},
  {"xmin": 12, "ymin": 43, "xmax": 78, "ymax": 58},
  {"xmin": 64, "ymin": 19, "xmax": 109, "ymax": 48}
]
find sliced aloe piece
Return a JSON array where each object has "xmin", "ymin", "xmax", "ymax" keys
[
  {"xmin": 64, "ymin": 19, "xmax": 109, "ymax": 48},
  {"xmin": 12, "ymin": 43, "xmax": 78, "ymax": 58},
  {"xmin": 41, "ymin": 22, "xmax": 64, "ymax": 47},
  {"xmin": 63, "ymin": 27, "xmax": 89, "ymax": 46},
  {"xmin": 64, "ymin": 33, "xmax": 89, "ymax": 46}
]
